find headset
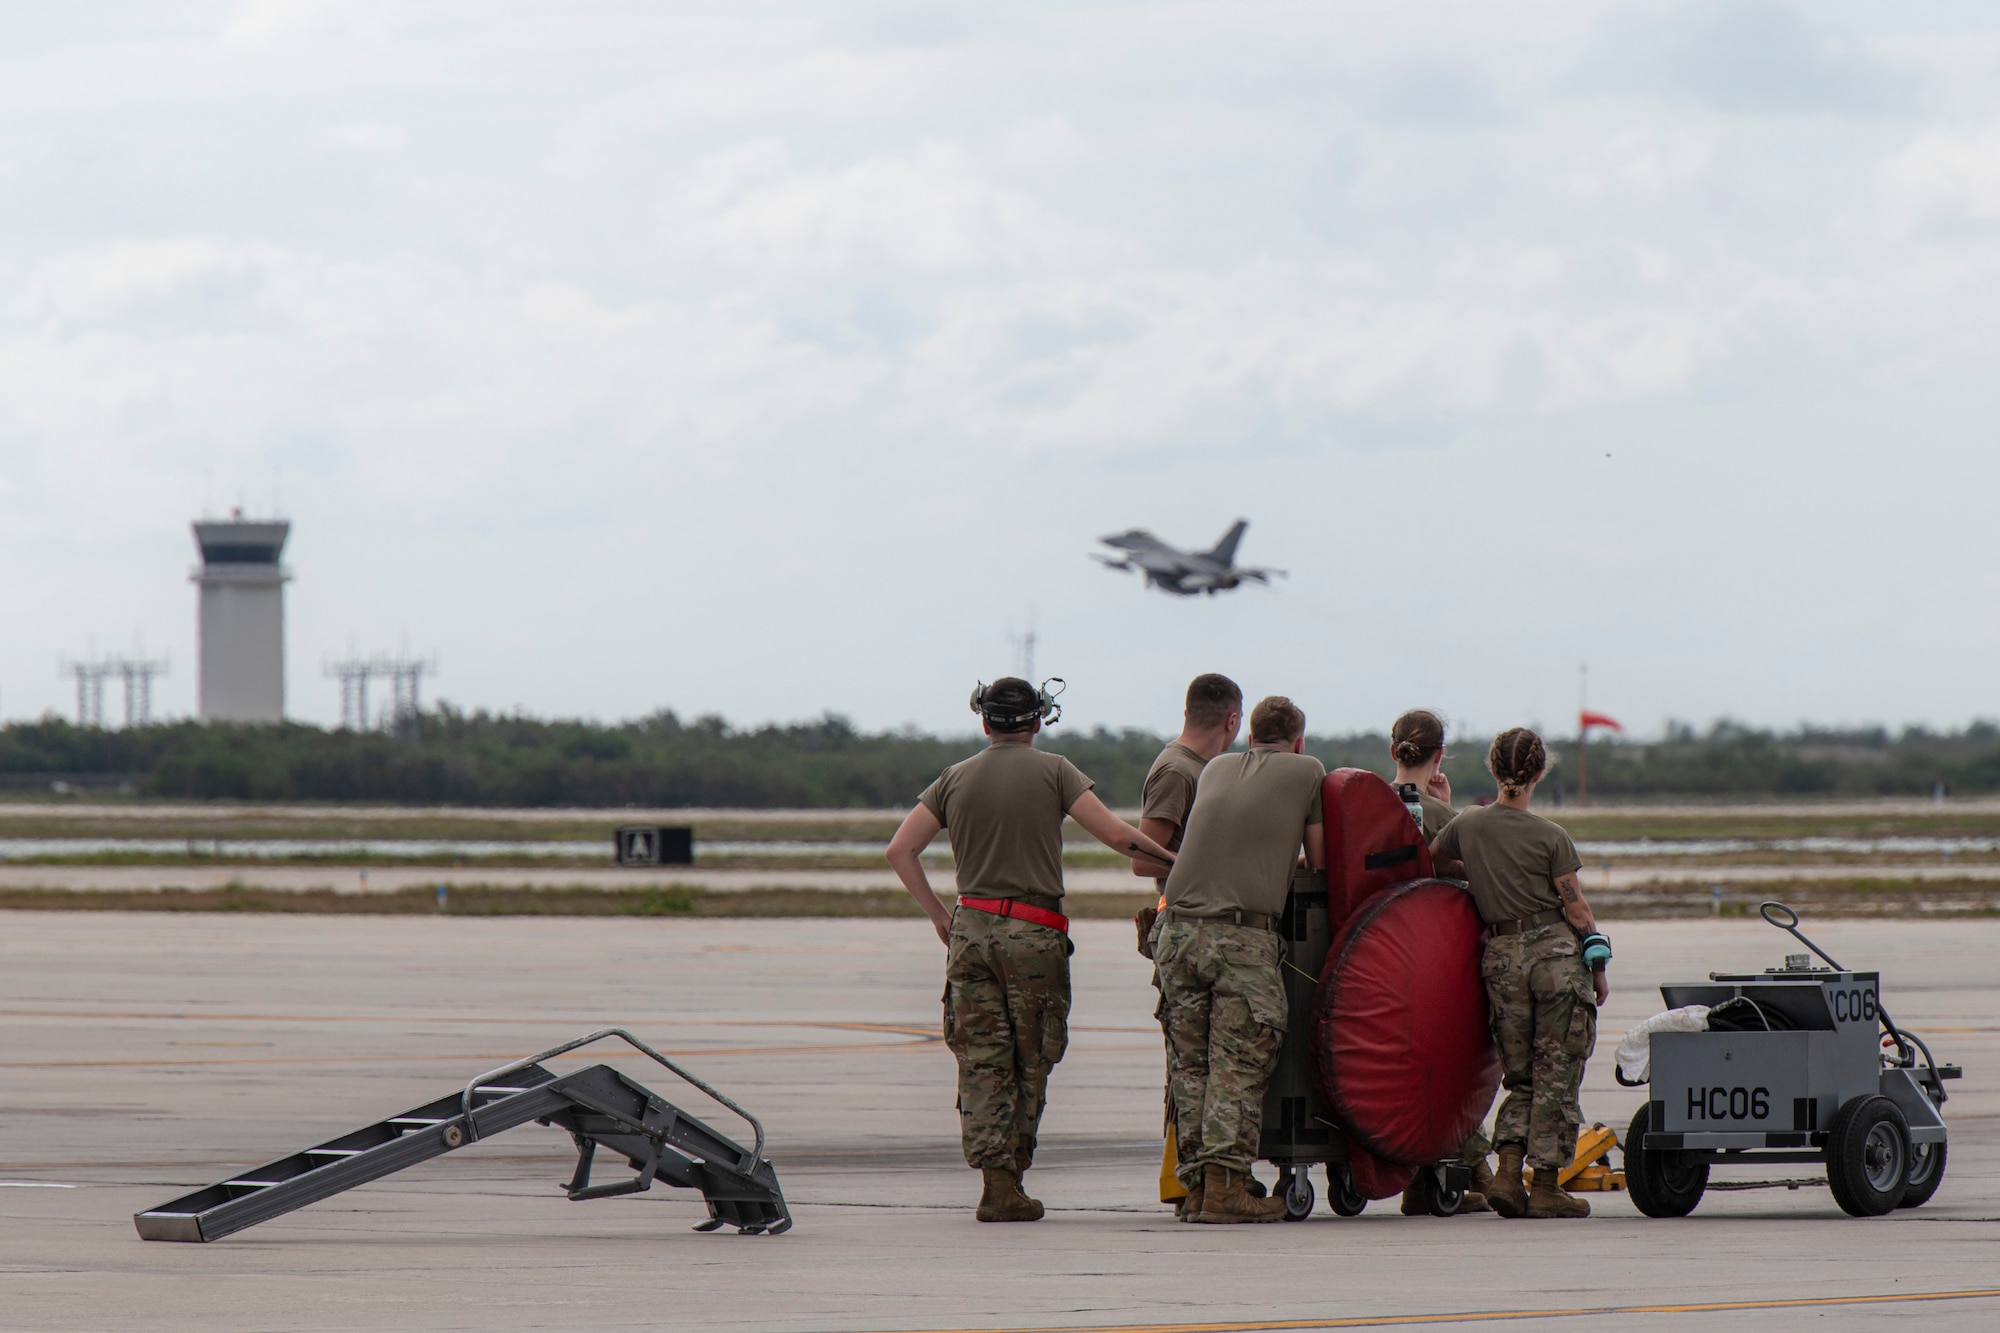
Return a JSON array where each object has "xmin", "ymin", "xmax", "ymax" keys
[{"xmin": 969, "ymin": 677, "xmax": 1065, "ymax": 730}]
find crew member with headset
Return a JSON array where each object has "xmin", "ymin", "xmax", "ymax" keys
[
  {"xmin": 1387, "ymin": 708, "xmax": 1493, "ymax": 1215},
  {"xmin": 1429, "ymin": 727, "xmax": 1611, "ymax": 1219},
  {"xmin": 1151, "ymin": 695, "xmax": 1326, "ymax": 1224},
  {"xmin": 1129, "ymin": 673, "xmax": 1245, "ymax": 1218},
  {"xmin": 887, "ymin": 677, "xmax": 1180, "ymax": 1222}
]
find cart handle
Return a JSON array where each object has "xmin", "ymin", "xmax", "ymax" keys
[
  {"xmin": 1758, "ymin": 901, "xmax": 1844, "ymax": 968},
  {"xmin": 1759, "ymin": 900, "xmax": 1939, "ymax": 1091}
]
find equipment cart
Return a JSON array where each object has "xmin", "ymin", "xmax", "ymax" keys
[
  {"xmin": 1256, "ymin": 869, "xmax": 1472, "ymax": 1219},
  {"xmin": 1624, "ymin": 903, "xmax": 1961, "ymax": 1219}
]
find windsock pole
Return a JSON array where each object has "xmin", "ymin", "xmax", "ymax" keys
[{"xmin": 1577, "ymin": 664, "xmax": 1589, "ymax": 806}]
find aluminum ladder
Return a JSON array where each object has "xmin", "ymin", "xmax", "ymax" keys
[{"xmin": 134, "ymin": 1029, "xmax": 792, "ymax": 1242}]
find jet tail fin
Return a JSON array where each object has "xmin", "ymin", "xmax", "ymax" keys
[{"xmin": 1206, "ymin": 519, "xmax": 1249, "ymax": 567}]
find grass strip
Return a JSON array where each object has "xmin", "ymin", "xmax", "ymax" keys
[
  {"xmin": 1594, "ymin": 877, "xmax": 2000, "ymax": 919},
  {"xmin": 0, "ymin": 884, "xmax": 1160, "ymax": 919}
]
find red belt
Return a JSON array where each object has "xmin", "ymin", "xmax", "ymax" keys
[{"xmin": 958, "ymin": 896, "xmax": 1070, "ymax": 935}]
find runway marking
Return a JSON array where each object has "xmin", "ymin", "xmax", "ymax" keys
[
  {"xmin": 0, "ymin": 1009, "xmax": 942, "ymax": 1038},
  {"xmin": 877, "ymin": 1288, "xmax": 2000, "ymax": 1332},
  {"xmin": 0, "ymin": 1036, "xmax": 941, "ymax": 1069},
  {"xmin": 0, "ymin": 1181, "xmax": 77, "ymax": 1188}
]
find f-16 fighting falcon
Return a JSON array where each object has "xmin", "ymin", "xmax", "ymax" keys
[{"xmin": 1092, "ymin": 520, "xmax": 1286, "ymax": 597}]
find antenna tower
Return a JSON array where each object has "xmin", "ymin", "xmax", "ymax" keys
[
  {"xmin": 324, "ymin": 653, "xmax": 437, "ymax": 739},
  {"xmin": 59, "ymin": 653, "xmax": 170, "ymax": 728},
  {"xmin": 59, "ymin": 659, "xmax": 112, "ymax": 729},
  {"xmin": 1010, "ymin": 607, "xmax": 1038, "ymax": 682}
]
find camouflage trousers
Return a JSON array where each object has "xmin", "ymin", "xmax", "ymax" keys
[
  {"xmin": 1153, "ymin": 918, "xmax": 1287, "ymax": 1186},
  {"xmin": 1481, "ymin": 922, "xmax": 1598, "ymax": 1170},
  {"xmin": 942, "ymin": 906, "xmax": 1071, "ymax": 1172}
]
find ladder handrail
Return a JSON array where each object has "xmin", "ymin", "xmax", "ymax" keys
[{"xmin": 460, "ymin": 1028, "xmax": 766, "ymax": 1172}]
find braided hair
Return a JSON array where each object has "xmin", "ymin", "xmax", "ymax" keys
[
  {"xmin": 1488, "ymin": 727, "xmax": 1547, "ymax": 799},
  {"xmin": 1389, "ymin": 710, "xmax": 1446, "ymax": 768}
]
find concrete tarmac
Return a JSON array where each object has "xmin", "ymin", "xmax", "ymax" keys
[
  {"xmin": 4, "ymin": 861, "xmax": 1995, "ymax": 895},
  {"xmin": 0, "ymin": 913, "xmax": 1994, "ymax": 1332}
]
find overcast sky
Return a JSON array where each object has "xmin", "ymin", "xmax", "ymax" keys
[{"xmin": 3, "ymin": 1, "xmax": 1997, "ymax": 739}]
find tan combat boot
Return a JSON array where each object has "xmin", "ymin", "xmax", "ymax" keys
[
  {"xmin": 1174, "ymin": 1183, "xmax": 1205, "ymax": 1221},
  {"xmin": 1194, "ymin": 1164, "xmax": 1287, "ymax": 1223},
  {"xmin": 1487, "ymin": 1145, "xmax": 1529, "ymax": 1218},
  {"xmin": 975, "ymin": 1168, "xmax": 1044, "ymax": 1222},
  {"xmin": 1524, "ymin": 1170, "xmax": 1591, "ymax": 1218}
]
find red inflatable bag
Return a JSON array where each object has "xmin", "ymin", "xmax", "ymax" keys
[
  {"xmin": 1322, "ymin": 768, "xmax": 1432, "ymax": 927},
  {"xmin": 1313, "ymin": 880, "xmax": 1501, "ymax": 1168}
]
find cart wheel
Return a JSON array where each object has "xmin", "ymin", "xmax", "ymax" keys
[
  {"xmin": 1326, "ymin": 1163, "xmax": 1366, "ymax": 1216},
  {"xmin": 1422, "ymin": 1166, "xmax": 1464, "ymax": 1218},
  {"xmin": 1623, "ymin": 1104, "xmax": 1708, "ymax": 1218},
  {"xmin": 1897, "ymin": 1140, "xmax": 1946, "ymax": 1210},
  {"xmin": 1825, "ymin": 1094, "xmax": 1910, "ymax": 1217},
  {"xmin": 1281, "ymin": 1168, "xmax": 1314, "ymax": 1221}
]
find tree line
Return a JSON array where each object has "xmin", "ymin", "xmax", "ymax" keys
[{"xmin": 1, "ymin": 709, "xmax": 1996, "ymax": 807}]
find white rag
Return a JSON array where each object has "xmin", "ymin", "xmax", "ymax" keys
[{"xmin": 1614, "ymin": 1005, "xmax": 1711, "ymax": 1084}]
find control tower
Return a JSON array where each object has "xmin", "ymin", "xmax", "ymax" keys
[{"xmin": 191, "ymin": 513, "xmax": 292, "ymax": 723}]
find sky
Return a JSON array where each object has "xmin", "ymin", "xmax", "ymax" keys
[{"xmin": 2, "ymin": 1, "xmax": 1998, "ymax": 739}]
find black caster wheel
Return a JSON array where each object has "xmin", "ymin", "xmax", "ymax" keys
[
  {"xmin": 1280, "ymin": 1168, "xmax": 1315, "ymax": 1221},
  {"xmin": 1898, "ymin": 1140, "xmax": 1946, "ymax": 1209},
  {"xmin": 1826, "ymin": 1094, "xmax": 1910, "ymax": 1218},
  {"xmin": 1422, "ymin": 1166, "xmax": 1464, "ymax": 1218},
  {"xmin": 1327, "ymin": 1163, "xmax": 1366, "ymax": 1216},
  {"xmin": 1624, "ymin": 1103, "xmax": 1708, "ymax": 1218}
]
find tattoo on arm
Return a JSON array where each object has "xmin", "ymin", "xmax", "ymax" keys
[{"xmin": 1557, "ymin": 875, "xmax": 1580, "ymax": 904}]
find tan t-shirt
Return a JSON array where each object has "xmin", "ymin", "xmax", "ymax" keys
[
  {"xmin": 1419, "ymin": 792, "xmax": 1456, "ymax": 841},
  {"xmin": 1430, "ymin": 803, "xmax": 1582, "ymax": 925},
  {"xmin": 918, "ymin": 742, "xmax": 1094, "ymax": 902},
  {"xmin": 1141, "ymin": 741, "xmax": 1208, "ymax": 892},
  {"xmin": 1163, "ymin": 747, "xmax": 1326, "ymax": 917}
]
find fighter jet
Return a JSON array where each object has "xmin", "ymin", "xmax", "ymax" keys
[{"xmin": 1091, "ymin": 519, "xmax": 1286, "ymax": 596}]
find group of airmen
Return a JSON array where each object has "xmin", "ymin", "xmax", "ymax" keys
[{"xmin": 886, "ymin": 673, "xmax": 1610, "ymax": 1224}]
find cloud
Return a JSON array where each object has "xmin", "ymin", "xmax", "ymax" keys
[
  {"xmin": 220, "ymin": 0, "xmax": 397, "ymax": 50},
  {"xmin": 1001, "ymin": 116, "xmax": 1084, "ymax": 167},
  {"xmin": 551, "ymin": 48, "xmax": 951, "ymax": 173},
  {"xmin": 1370, "ymin": 63, "xmax": 1503, "ymax": 127},
  {"xmin": 1881, "ymin": 125, "xmax": 2000, "ymax": 234},
  {"xmin": 660, "ymin": 141, "xmax": 1085, "ymax": 275},
  {"xmin": 1586, "ymin": 1, "xmax": 1916, "ymax": 117},
  {"xmin": 4, "ymin": 1, "xmax": 2000, "ymax": 734}
]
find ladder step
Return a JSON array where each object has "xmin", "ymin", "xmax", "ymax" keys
[{"xmin": 132, "ymin": 1056, "xmax": 790, "ymax": 1244}]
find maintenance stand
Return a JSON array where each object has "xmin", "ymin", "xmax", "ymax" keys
[{"xmin": 135, "ymin": 1029, "xmax": 792, "ymax": 1242}]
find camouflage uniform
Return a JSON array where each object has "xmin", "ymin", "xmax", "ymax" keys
[
  {"xmin": 943, "ymin": 906, "xmax": 1071, "ymax": 1172},
  {"xmin": 1481, "ymin": 922, "xmax": 1597, "ymax": 1170},
  {"xmin": 1152, "ymin": 916, "xmax": 1288, "ymax": 1187}
]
